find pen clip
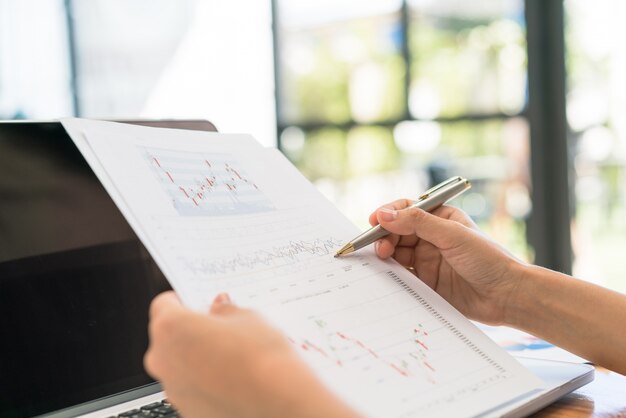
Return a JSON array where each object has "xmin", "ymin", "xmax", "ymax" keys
[{"xmin": 416, "ymin": 176, "xmax": 464, "ymax": 201}]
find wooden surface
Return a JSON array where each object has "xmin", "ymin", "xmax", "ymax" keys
[{"xmin": 531, "ymin": 367, "xmax": 626, "ymax": 417}]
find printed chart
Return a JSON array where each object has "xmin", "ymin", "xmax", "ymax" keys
[
  {"xmin": 283, "ymin": 270, "xmax": 514, "ymax": 414},
  {"xmin": 290, "ymin": 278, "xmax": 507, "ymax": 390},
  {"xmin": 142, "ymin": 147, "xmax": 274, "ymax": 216},
  {"xmin": 57, "ymin": 118, "xmax": 542, "ymax": 418},
  {"xmin": 294, "ymin": 319, "xmax": 438, "ymax": 384},
  {"xmin": 183, "ymin": 237, "xmax": 343, "ymax": 276}
]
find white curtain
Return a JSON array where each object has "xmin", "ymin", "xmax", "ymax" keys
[
  {"xmin": 0, "ymin": 0, "xmax": 277, "ymax": 147},
  {"xmin": 0, "ymin": 0, "xmax": 73, "ymax": 119},
  {"xmin": 71, "ymin": 0, "xmax": 277, "ymax": 146}
]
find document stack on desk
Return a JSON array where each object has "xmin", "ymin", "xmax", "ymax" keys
[{"xmin": 61, "ymin": 118, "xmax": 542, "ymax": 418}]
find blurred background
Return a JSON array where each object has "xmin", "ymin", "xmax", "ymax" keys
[{"xmin": 1, "ymin": 0, "xmax": 625, "ymax": 292}]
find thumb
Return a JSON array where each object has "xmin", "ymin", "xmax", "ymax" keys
[
  {"xmin": 150, "ymin": 291, "xmax": 185, "ymax": 320},
  {"xmin": 209, "ymin": 292, "xmax": 239, "ymax": 316},
  {"xmin": 377, "ymin": 207, "xmax": 465, "ymax": 250}
]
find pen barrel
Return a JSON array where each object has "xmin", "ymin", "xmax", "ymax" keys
[
  {"xmin": 350, "ymin": 225, "xmax": 389, "ymax": 250},
  {"xmin": 347, "ymin": 179, "xmax": 470, "ymax": 252},
  {"xmin": 409, "ymin": 180, "xmax": 469, "ymax": 212}
]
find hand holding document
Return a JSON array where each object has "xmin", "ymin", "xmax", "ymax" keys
[{"xmin": 61, "ymin": 118, "xmax": 542, "ymax": 418}]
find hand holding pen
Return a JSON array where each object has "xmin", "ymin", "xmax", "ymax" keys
[{"xmin": 335, "ymin": 176, "xmax": 471, "ymax": 257}]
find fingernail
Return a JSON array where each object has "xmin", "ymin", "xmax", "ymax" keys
[
  {"xmin": 375, "ymin": 240, "xmax": 381, "ymax": 253},
  {"xmin": 214, "ymin": 293, "xmax": 231, "ymax": 305},
  {"xmin": 379, "ymin": 208, "xmax": 397, "ymax": 222}
]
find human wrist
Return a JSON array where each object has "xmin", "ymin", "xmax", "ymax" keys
[{"xmin": 502, "ymin": 262, "xmax": 544, "ymax": 329}]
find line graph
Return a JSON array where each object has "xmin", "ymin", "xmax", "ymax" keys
[
  {"xmin": 182, "ymin": 237, "xmax": 342, "ymax": 276},
  {"xmin": 278, "ymin": 277, "xmax": 514, "ymax": 412},
  {"xmin": 293, "ymin": 317, "xmax": 438, "ymax": 385},
  {"xmin": 142, "ymin": 147, "xmax": 274, "ymax": 216}
]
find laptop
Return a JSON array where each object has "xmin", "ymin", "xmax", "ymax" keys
[{"xmin": 0, "ymin": 121, "xmax": 593, "ymax": 418}]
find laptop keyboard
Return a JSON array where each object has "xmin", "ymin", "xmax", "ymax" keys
[{"xmin": 113, "ymin": 399, "xmax": 179, "ymax": 418}]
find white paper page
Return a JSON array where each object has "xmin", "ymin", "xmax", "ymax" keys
[
  {"xmin": 61, "ymin": 119, "xmax": 262, "ymax": 289},
  {"xmin": 61, "ymin": 118, "xmax": 543, "ymax": 418}
]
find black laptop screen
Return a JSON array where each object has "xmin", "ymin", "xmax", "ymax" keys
[{"xmin": 0, "ymin": 123, "xmax": 173, "ymax": 417}]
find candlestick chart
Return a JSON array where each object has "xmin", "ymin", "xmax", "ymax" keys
[
  {"xmin": 142, "ymin": 147, "xmax": 274, "ymax": 216},
  {"xmin": 293, "ymin": 317, "xmax": 439, "ymax": 385},
  {"xmin": 284, "ymin": 279, "xmax": 509, "ymax": 406}
]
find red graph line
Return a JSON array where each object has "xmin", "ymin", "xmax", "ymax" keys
[
  {"xmin": 335, "ymin": 331, "xmax": 410, "ymax": 377},
  {"xmin": 413, "ymin": 327, "xmax": 429, "ymax": 336},
  {"xmin": 415, "ymin": 339, "xmax": 428, "ymax": 350},
  {"xmin": 294, "ymin": 324, "xmax": 438, "ymax": 380},
  {"xmin": 150, "ymin": 155, "xmax": 260, "ymax": 207},
  {"xmin": 390, "ymin": 363, "xmax": 409, "ymax": 377}
]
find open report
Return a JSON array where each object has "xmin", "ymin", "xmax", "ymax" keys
[{"xmin": 61, "ymin": 118, "xmax": 542, "ymax": 418}]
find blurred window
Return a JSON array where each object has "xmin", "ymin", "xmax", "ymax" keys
[
  {"xmin": 0, "ymin": 0, "xmax": 73, "ymax": 119},
  {"xmin": 275, "ymin": 0, "xmax": 531, "ymax": 259},
  {"xmin": 2, "ymin": 1, "xmax": 624, "ymax": 291},
  {"xmin": 566, "ymin": 0, "xmax": 626, "ymax": 292},
  {"xmin": 0, "ymin": 0, "xmax": 276, "ymax": 146},
  {"xmin": 408, "ymin": 0, "xmax": 526, "ymax": 118},
  {"xmin": 69, "ymin": 0, "xmax": 276, "ymax": 146}
]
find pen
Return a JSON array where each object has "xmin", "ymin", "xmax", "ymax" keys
[{"xmin": 334, "ymin": 176, "xmax": 471, "ymax": 257}]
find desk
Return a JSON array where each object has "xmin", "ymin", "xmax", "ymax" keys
[{"xmin": 531, "ymin": 367, "xmax": 626, "ymax": 417}]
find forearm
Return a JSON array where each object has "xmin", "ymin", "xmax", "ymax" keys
[{"xmin": 505, "ymin": 264, "xmax": 626, "ymax": 374}]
